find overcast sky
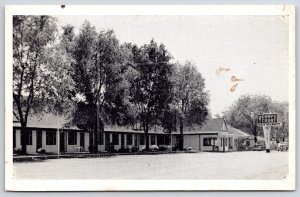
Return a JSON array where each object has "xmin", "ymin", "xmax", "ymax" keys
[{"xmin": 56, "ymin": 15, "xmax": 289, "ymax": 117}]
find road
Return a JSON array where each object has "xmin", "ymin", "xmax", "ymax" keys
[{"xmin": 13, "ymin": 151, "xmax": 288, "ymax": 180}]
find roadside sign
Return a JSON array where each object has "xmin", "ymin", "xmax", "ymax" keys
[
  {"xmin": 258, "ymin": 122, "xmax": 282, "ymax": 126},
  {"xmin": 257, "ymin": 113, "xmax": 282, "ymax": 126}
]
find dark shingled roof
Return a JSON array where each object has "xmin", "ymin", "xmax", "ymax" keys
[
  {"xmin": 175, "ymin": 118, "xmax": 228, "ymax": 134},
  {"xmin": 13, "ymin": 113, "xmax": 230, "ymax": 135},
  {"xmin": 13, "ymin": 113, "xmax": 80, "ymax": 130},
  {"xmin": 13, "ymin": 115, "xmax": 19, "ymax": 123},
  {"xmin": 226, "ymin": 125, "xmax": 251, "ymax": 137},
  {"xmin": 199, "ymin": 118, "xmax": 227, "ymax": 132},
  {"xmin": 13, "ymin": 113, "xmax": 164, "ymax": 133}
]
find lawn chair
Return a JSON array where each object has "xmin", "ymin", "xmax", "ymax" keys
[{"xmin": 73, "ymin": 145, "xmax": 84, "ymax": 152}]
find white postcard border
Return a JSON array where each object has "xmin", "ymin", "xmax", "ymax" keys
[{"xmin": 5, "ymin": 5, "xmax": 296, "ymax": 191}]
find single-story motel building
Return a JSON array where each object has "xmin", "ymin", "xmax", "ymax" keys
[{"xmin": 13, "ymin": 114, "xmax": 255, "ymax": 154}]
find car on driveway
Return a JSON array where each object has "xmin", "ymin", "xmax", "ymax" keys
[
  {"xmin": 277, "ymin": 142, "xmax": 288, "ymax": 151},
  {"xmin": 252, "ymin": 145, "xmax": 264, "ymax": 151},
  {"xmin": 141, "ymin": 145, "xmax": 159, "ymax": 152}
]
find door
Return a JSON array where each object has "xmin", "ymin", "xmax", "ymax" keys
[
  {"xmin": 121, "ymin": 134, "xmax": 125, "ymax": 147},
  {"xmin": 36, "ymin": 131, "xmax": 42, "ymax": 152},
  {"xmin": 60, "ymin": 132, "xmax": 65, "ymax": 152},
  {"xmin": 105, "ymin": 133, "xmax": 110, "ymax": 151},
  {"xmin": 199, "ymin": 135, "xmax": 201, "ymax": 151},
  {"xmin": 13, "ymin": 130, "xmax": 16, "ymax": 149},
  {"xmin": 80, "ymin": 132, "xmax": 84, "ymax": 148}
]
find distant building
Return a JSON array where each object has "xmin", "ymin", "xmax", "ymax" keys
[{"xmin": 182, "ymin": 118, "xmax": 253, "ymax": 152}]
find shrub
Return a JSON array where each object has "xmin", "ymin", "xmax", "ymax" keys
[
  {"xmin": 111, "ymin": 148, "xmax": 118, "ymax": 153},
  {"xmin": 88, "ymin": 145, "xmax": 98, "ymax": 153},
  {"xmin": 118, "ymin": 146, "xmax": 130, "ymax": 153},
  {"xmin": 131, "ymin": 146, "xmax": 139, "ymax": 152},
  {"xmin": 13, "ymin": 148, "xmax": 22, "ymax": 155},
  {"xmin": 158, "ymin": 146, "xmax": 167, "ymax": 151}
]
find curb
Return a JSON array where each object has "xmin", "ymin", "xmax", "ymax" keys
[{"xmin": 13, "ymin": 151, "xmax": 198, "ymax": 162}]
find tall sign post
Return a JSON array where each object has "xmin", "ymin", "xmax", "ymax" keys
[
  {"xmin": 263, "ymin": 125, "xmax": 271, "ymax": 153},
  {"xmin": 257, "ymin": 113, "xmax": 282, "ymax": 153}
]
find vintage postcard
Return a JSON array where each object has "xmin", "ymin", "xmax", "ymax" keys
[{"xmin": 5, "ymin": 5, "xmax": 295, "ymax": 191}]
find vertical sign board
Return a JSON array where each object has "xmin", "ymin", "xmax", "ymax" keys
[{"xmin": 257, "ymin": 113, "xmax": 281, "ymax": 153}]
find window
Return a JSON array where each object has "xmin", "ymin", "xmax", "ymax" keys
[
  {"xmin": 46, "ymin": 131, "xmax": 56, "ymax": 145},
  {"xmin": 246, "ymin": 140, "xmax": 250, "ymax": 146},
  {"xmin": 203, "ymin": 137, "xmax": 217, "ymax": 146},
  {"xmin": 68, "ymin": 132, "xmax": 77, "ymax": 145},
  {"xmin": 126, "ymin": 134, "xmax": 132, "ymax": 145},
  {"xmin": 112, "ymin": 133, "xmax": 119, "ymax": 145},
  {"xmin": 140, "ymin": 134, "xmax": 145, "ymax": 145},
  {"xmin": 151, "ymin": 135, "xmax": 156, "ymax": 145}
]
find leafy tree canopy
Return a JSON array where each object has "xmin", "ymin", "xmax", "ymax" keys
[{"xmin": 223, "ymin": 94, "xmax": 289, "ymax": 140}]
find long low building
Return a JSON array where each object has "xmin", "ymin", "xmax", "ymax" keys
[{"xmin": 13, "ymin": 114, "xmax": 252, "ymax": 154}]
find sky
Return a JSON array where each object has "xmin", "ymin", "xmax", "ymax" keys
[{"xmin": 56, "ymin": 15, "xmax": 289, "ymax": 117}]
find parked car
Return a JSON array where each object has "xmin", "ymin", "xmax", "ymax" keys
[
  {"xmin": 252, "ymin": 145, "xmax": 264, "ymax": 151},
  {"xmin": 37, "ymin": 148, "xmax": 46, "ymax": 154},
  {"xmin": 158, "ymin": 145, "xmax": 168, "ymax": 151},
  {"xmin": 141, "ymin": 145, "xmax": 159, "ymax": 152},
  {"xmin": 185, "ymin": 147, "xmax": 197, "ymax": 153},
  {"xmin": 277, "ymin": 142, "xmax": 288, "ymax": 151}
]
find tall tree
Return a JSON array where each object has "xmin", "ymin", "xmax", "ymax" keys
[
  {"xmin": 172, "ymin": 61, "xmax": 209, "ymax": 150},
  {"xmin": 71, "ymin": 21, "xmax": 98, "ymax": 152},
  {"xmin": 42, "ymin": 25, "xmax": 76, "ymax": 116},
  {"xmin": 269, "ymin": 101, "xmax": 289, "ymax": 141},
  {"xmin": 13, "ymin": 15, "xmax": 57, "ymax": 154},
  {"xmin": 224, "ymin": 94, "xmax": 276, "ymax": 142},
  {"xmin": 72, "ymin": 21, "xmax": 133, "ymax": 152},
  {"xmin": 129, "ymin": 40, "xmax": 174, "ymax": 150}
]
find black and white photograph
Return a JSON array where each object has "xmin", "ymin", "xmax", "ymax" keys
[{"xmin": 5, "ymin": 5, "xmax": 296, "ymax": 191}]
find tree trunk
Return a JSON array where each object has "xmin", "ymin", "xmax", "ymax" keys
[
  {"xmin": 94, "ymin": 103, "xmax": 100, "ymax": 153},
  {"xmin": 145, "ymin": 123, "xmax": 149, "ymax": 151},
  {"xmin": 99, "ymin": 121, "xmax": 104, "ymax": 152},
  {"xmin": 20, "ymin": 122, "xmax": 28, "ymax": 155},
  {"xmin": 20, "ymin": 127, "xmax": 28, "ymax": 155},
  {"xmin": 94, "ymin": 127, "xmax": 98, "ymax": 153},
  {"xmin": 253, "ymin": 126, "xmax": 257, "ymax": 143},
  {"xmin": 89, "ymin": 129, "xmax": 93, "ymax": 153},
  {"xmin": 179, "ymin": 117, "xmax": 184, "ymax": 151},
  {"xmin": 95, "ymin": 53, "xmax": 100, "ymax": 153}
]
